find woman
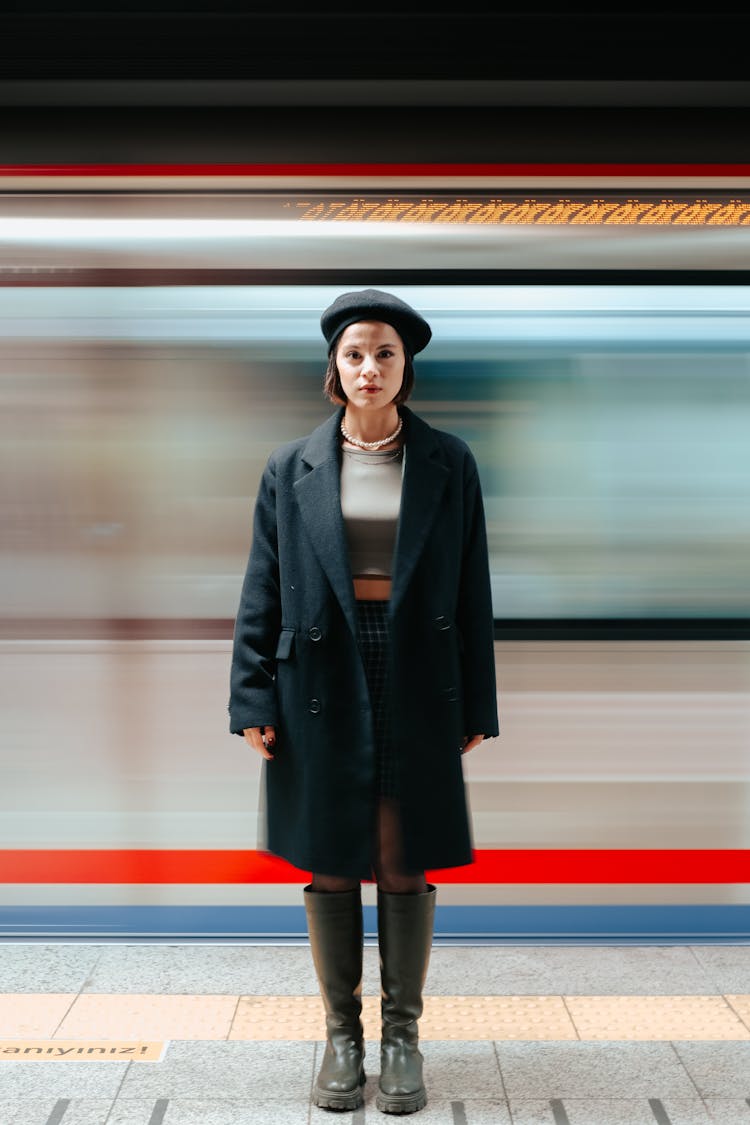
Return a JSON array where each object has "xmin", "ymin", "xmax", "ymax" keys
[{"xmin": 228, "ymin": 288, "xmax": 499, "ymax": 1114}]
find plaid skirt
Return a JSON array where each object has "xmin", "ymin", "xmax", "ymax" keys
[{"xmin": 355, "ymin": 599, "xmax": 397, "ymax": 797}]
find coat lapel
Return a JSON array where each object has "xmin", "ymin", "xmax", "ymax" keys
[
  {"xmin": 294, "ymin": 408, "xmax": 358, "ymax": 638},
  {"xmin": 390, "ymin": 406, "xmax": 450, "ymax": 614}
]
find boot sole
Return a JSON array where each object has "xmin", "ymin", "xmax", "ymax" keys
[
  {"xmin": 376, "ymin": 1086, "xmax": 426, "ymax": 1114},
  {"xmin": 313, "ymin": 1068, "xmax": 366, "ymax": 1111}
]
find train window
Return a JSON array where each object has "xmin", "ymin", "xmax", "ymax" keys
[{"xmin": 1, "ymin": 283, "xmax": 748, "ymax": 637}]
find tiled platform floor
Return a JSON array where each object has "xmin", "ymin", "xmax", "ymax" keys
[{"xmin": 1, "ymin": 942, "xmax": 750, "ymax": 1124}]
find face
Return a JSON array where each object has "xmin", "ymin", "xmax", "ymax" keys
[{"xmin": 335, "ymin": 321, "xmax": 406, "ymax": 408}]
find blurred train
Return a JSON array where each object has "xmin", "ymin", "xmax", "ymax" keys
[{"xmin": 1, "ymin": 169, "xmax": 749, "ymax": 942}]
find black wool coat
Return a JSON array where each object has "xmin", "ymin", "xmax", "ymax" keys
[{"xmin": 228, "ymin": 404, "xmax": 499, "ymax": 879}]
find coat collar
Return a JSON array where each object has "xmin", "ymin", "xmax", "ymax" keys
[
  {"xmin": 294, "ymin": 405, "xmax": 450, "ymax": 636},
  {"xmin": 298, "ymin": 405, "xmax": 344, "ymax": 468}
]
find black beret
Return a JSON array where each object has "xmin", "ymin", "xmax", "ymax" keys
[{"xmin": 320, "ymin": 288, "xmax": 432, "ymax": 356}]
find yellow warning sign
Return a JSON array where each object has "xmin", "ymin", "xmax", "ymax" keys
[{"xmin": 0, "ymin": 1040, "xmax": 166, "ymax": 1060}]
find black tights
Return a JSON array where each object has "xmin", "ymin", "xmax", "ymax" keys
[{"xmin": 311, "ymin": 797, "xmax": 427, "ymax": 894}]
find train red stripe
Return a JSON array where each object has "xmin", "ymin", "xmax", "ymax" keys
[
  {"xmin": 1, "ymin": 850, "xmax": 749, "ymax": 884},
  {"xmin": 0, "ymin": 163, "xmax": 749, "ymax": 177}
]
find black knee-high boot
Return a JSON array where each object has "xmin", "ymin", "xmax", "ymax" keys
[
  {"xmin": 304, "ymin": 885, "xmax": 366, "ymax": 1111},
  {"xmin": 376, "ymin": 884, "xmax": 437, "ymax": 1115}
]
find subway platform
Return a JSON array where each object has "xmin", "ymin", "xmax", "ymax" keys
[{"xmin": 1, "ymin": 940, "xmax": 750, "ymax": 1124}]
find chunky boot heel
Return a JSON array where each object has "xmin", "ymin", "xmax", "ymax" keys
[
  {"xmin": 304, "ymin": 885, "xmax": 366, "ymax": 1111},
  {"xmin": 376, "ymin": 885, "xmax": 436, "ymax": 1115}
]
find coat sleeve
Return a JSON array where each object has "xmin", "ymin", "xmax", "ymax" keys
[
  {"xmin": 456, "ymin": 454, "xmax": 500, "ymax": 738},
  {"xmin": 228, "ymin": 454, "xmax": 283, "ymax": 735}
]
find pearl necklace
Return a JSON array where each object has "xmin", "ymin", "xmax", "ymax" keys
[{"xmin": 340, "ymin": 414, "xmax": 403, "ymax": 450}]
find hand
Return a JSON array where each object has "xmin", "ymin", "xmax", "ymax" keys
[
  {"xmin": 243, "ymin": 725, "xmax": 276, "ymax": 760},
  {"xmin": 461, "ymin": 734, "xmax": 484, "ymax": 754}
]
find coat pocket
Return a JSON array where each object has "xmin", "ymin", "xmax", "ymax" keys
[{"xmin": 274, "ymin": 627, "xmax": 296, "ymax": 661}]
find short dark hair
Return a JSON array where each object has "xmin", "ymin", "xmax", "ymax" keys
[{"xmin": 322, "ymin": 331, "xmax": 415, "ymax": 406}]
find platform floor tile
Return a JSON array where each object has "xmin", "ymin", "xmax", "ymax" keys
[
  {"xmin": 702, "ymin": 1100, "xmax": 750, "ymax": 1125},
  {"xmin": 0, "ymin": 1100, "xmax": 116, "ymax": 1125},
  {"xmin": 6, "ymin": 943, "xmax": 750, "ymax": 997},
  {"xmin": 111, "ymin": 1098, "xmax": 514, "ymax": 1125},
  {"xmin": 424, "ymin": 945, "xmax": 722, "ymax": 997},
  {"xmin": 509, "ymin": 1097, "xmax": 715, "ymax": 1124},
  {"xmin": 394, "ymin": 1039, "xmax": 506, "ymax": 1101},
  {"xmin": 109, "ymin": 1098, "xmax": 317, "ymax": 1124},
  {"xmin": 87, "ymin": 945, "xmax": 325, "ymax": 996},
  {"xmin": 671, "ymin": 1041, "xmax": 750, "ymax": 1098},
  {"xmin": 116, "ymin": 1040, "xmax": 316, "ymax": 1101},
  {"xmin": 0, "ymin": 1060, "xmax": 128, "ymax": 1099},
  {"xmin": 494, "ymin": 1041, "xmax": 699, "ymax": 1099},
  {"xmin": 0, "ymin": 1056, "xmax": 747, "ymax": 1123},
  {"xmin": 0, "ymin": 946, "xmax": 102, "ymax": 993},
  {"xmin": 690, "ymin": 947, "xmax": 750, "ymax": 994}
]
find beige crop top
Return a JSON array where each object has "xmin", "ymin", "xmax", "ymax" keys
[{"xmin": 340, "ymin": 445, "xmax": 405, "ymax": 577}]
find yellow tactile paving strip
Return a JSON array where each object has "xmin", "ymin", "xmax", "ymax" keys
[
  {"xmin": 59, "ymin": 994, "xmax": 238, "ymax": 1040},
  {"xmin": 234, "ymin": 995, "xmax": 578, "ymax": 1040},
  {"xmin": 1, "ymin": 994, "xmax": 749, "ymax": 1042},
  {"xmin": 0, "ymin": 993, "xmax": 75, "ymax": 1036},
  {"xmin": 564, "ymin": 995, "xmax": 750, "ymax": 1041}
]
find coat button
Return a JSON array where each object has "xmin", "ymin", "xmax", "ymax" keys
[
  {"xmin": 308, "ymin": 626, "xmax": 322, "ymax": 641},
  {"xmin": 309, "ymin": 698, "xmax": 322, "ymax": 714},
  {"xmin": 434, "ymin": 615, "xmax": 450, "ymax": 631},
  {"xmin": 442, "ymin": 686, "xmax": 458, "ymax": 702}
]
